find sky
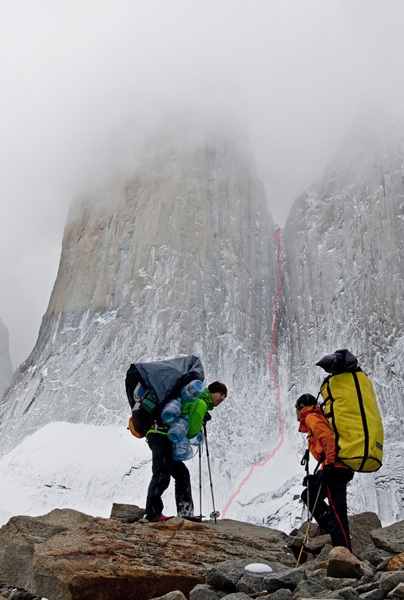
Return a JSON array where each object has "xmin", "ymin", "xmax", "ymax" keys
[{"xmin": 1, "ymin": 0, "xmax": 404, "ymax": 368}]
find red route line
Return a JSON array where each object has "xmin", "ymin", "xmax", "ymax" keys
[{"xmin": 221, "ymin": 227, "xmax": 284, "ymax": 518}]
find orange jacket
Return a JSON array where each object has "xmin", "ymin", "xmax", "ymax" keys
[{"xmin": 298, "ymin": 405, "xmax": 337, "ymax": 466}]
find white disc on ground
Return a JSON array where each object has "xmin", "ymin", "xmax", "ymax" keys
[{"xmin": 244, "ymin": 563, "xmax": 273, "ymax": 573}]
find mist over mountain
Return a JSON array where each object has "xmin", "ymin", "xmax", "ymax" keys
[{"xmin": 0, "ymin": 109, "xmax": 403, "ymax": 528}]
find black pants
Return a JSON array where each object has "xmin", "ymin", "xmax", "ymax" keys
[
  {"xmin": 145, "ymin": 432, "xmax": 194, "ymax": 520},
  {"xmin": 301, "ymin": 467, "xmax": 354, "ymax": 550}
]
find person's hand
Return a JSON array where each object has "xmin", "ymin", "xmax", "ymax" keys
[
  {"xmin": 302, "ymin": 474, "xmax": 316, "ymax": 487},
  {"xmin": 203, "ymin": 412, "xmax": 212, "ymax": 424},
  {"xmin": 318, "ymin": 464, "xmax": 334, "ymax": 484}
]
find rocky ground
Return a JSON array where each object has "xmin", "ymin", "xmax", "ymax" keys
[{"xmin": 0, "ymin": 505, "xmax": 403, "ymax": 600}]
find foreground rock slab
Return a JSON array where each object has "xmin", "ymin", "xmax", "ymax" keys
[{"xmin": 0, "ymin": 509, "xmax": 294, "ymax": 600}]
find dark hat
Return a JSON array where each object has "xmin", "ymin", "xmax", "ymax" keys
[
  {"xmin": 208, "ymin": 381, "xmax": 228, "ymax": 397},
  {"xmin": 295, "ymin": 393, "xmax": 317, "ymax": 411}
]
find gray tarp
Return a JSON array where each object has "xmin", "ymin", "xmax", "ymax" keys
[{"xmin": 128, "ymin": 355, "xmax": 204, "ymax": 405}]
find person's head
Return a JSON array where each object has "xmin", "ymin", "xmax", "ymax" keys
[
  {"xmin": 208, "ymin": 381, "xmax": 227, "ymax": 407},
  {"xmin": 295, "ymin": 393, "xmax": 317, "ymax": 421}
]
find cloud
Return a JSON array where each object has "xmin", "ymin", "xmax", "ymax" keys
[{"xmin": 1, "ymin": 0, "xmax": 404, "ymax": 366}]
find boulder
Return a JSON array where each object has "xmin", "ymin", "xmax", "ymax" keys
[
  {"xmin": 379, "ymin": 572, "xmax": 404, "ymax": 597},
  {"xmin": 293, "ymin": 578, "xmax": 327, "ymax": 597},
  {"xmin": 0, "ymin": 509, "xmax": 293, "ymax": 600},
  {"xmin": 348, "ymin": 512, "xmax": 382, "ymax": 556},
  {"xmin": 360, "ymin": 545, "xmax": 393, "ymax": 567},
  {"xmin": 268, "ymin": 590, "xmax": 293, "ymax": 600},
  {"xmin": 388, "ymin": 582, "xmax": 404, "ymax": 599},
  {"xmin": 327, "ymin": 546, "xmax": 374, "ymax": 579},
  {"xmin": 388, "ymin": 553, "xmax": 404, "ymax": 571},
  {"xmin": 371, "ymin": 521, "xmax": 404, "ymax": 554},
  {"xmin": 262, "ymin": 566, "xmax": 306, "ymax": 593},
  {"xmin": 189, "ymin": 583, "xmax": 227, "ymax": 600},
  {"xmin": 216, "ymin": 595, "xmax": 250, "ymax": 600},
  {"xmin": 151, "ymin": 592, "xmax": 188, "ymax": 600},
  {"xmin": 109, "ymin": 503, "xmax": 145, "ymax": 522}
]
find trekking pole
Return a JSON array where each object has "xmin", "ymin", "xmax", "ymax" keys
[
  {"xmin": 295, "ymin": 482, "xmax": 323, "ymax": 568},
  {"xmin": 203, "ymin": 424, "xmax": 220, "ymax": 524},
  {"xmin": 198, "ymin": 444, "xmax": 203, "ymax": 520},
  {"xmin": 300, "ymin": 449, "xmax": 310, "ymax": 538}
]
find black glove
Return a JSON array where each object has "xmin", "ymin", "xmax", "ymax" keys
[
  {"xmin": 302, "ymin": 474, "xmax": 316, "ymax": 487},
  {"xmin": 317, "ymin": 464, "xmax": 334, "ymax": 484},
  {"xmin": 203, "ymin": 412, "xmax": 212, "ymax": 425}
]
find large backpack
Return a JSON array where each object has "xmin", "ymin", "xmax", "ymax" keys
[
  {"xmin": 317, "ymin": 349, "xmax": 384, "ymax": 472},
  {"xmin": 125, "ymin": 355, "xmax": 205, "ymax": 438}
]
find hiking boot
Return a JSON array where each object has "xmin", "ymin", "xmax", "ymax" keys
[
  {"xmin": 150, "ymin": 515, "xmax": 174, "ymax": 523},
  {"xmin": 181, "ymin": 515, "xmax": 204, "ymax": 522}
]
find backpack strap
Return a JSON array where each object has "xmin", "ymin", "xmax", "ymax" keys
[{"xmin": 125, "ymin": 364, "xmax": 146, "ymax": 409}]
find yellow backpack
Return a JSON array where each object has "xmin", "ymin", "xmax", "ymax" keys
[{"xmin": 319, "ymin": 370, "xmax": 384, "ymax": 472}]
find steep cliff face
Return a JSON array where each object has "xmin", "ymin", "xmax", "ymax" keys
[
  {"xmin": 0, "ymin": 318, "xmax": 13, "ymax": 396},
  {"xmin": 280, "ymin": 111, "xmax": 404, "ymax": 523},
  {"xmin": 2, "ymin": 110, "xmax": 403, "ymax": 528},
  {"xmin": 0, "ymin": 118, "xmax": 280, "ymax": 489}
]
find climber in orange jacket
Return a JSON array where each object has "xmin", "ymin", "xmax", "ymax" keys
[{"xmin": 296, "ymin": 393, "xmax": 354, "ymax": 551}]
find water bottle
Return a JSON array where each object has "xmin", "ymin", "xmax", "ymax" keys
[
  {"xmin": 134, "ymin": 383, "xmax": 147, "ymax": 399},
  {"xmin": 181, "ymin": 380, "xmax": 204, "ymax": 402},
  {"xmin": 161, "ymin": 399, "xmax": 182, "ymax": 424},
  {"xmin": 189, "ymin": 432, "xmax": 204, "ymax": 446},
  {"xmin": 172, "ymin": 438, "xmax": 194, "ymax": 461},
  {"xmin": 167, "ymin": 417, "xmax": 189, "ymax": 443}
]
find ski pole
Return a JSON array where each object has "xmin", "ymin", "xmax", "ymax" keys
[
  {"xmin": 203, "ymin": 424, "xmax": 220, "ymax": 524},
  {"xmin": 296, "ymin": 482, "xmax": 323, "ymax": 568},
  {"xmin": 198, "ymin": 444, "xmax": 203, "ymax": 520}
]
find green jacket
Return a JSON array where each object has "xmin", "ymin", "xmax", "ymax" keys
[
  {"xmin": 180, "ymin": 388, "xmax": 213, "ymax": 439},
  {"xmin": 146, "ymin": 388, "xmax": 213, "ymax": 439}
]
